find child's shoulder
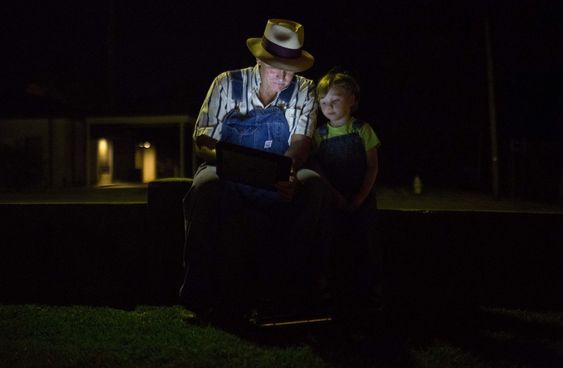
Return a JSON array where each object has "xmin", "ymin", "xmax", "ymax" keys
[
  {"xmin": 351, "ymin": 119, "xmax": 365, "ymax": 130},
  {"xmin": 352, "ymin": 119, "xmax": 381, "ymax": 148},
  {"xmin": 352, "ymin": 119, "xmax": 380, "ymax": 142},
  {"xmin": 350, "ymin": 119, "xmax": 375, "ymax": 132}
]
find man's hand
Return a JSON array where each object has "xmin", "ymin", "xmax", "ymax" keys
[
  {"xmin": 274, "ymin": 172, "xmax": 299, "ymax": 201},
  {"xmin": 285, "ymin": 134, "xmax": 312, "ymax": 173},
  {"xmin": 333, "ymin": 191, "xmax": 350, "ymax": 211}
]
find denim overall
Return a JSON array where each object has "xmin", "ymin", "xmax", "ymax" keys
[
  {"xmin": 317, "ymin": 120, "xmax": 380, "ymax": 297},
  {"xmin": 316, "ymin": 120, "xmax": 367, "ymax": 200},
  {"xmin": 220, "ymin": 70, "xmax": 296, "ymax": 205},
  {"xmin": 179, "ymin": 72, "xmax": 302, "ymax": 311}
]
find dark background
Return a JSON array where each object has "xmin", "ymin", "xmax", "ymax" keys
[{"xmin": 2, "ymin": 0, "xmax": 562, "ymax": 197}]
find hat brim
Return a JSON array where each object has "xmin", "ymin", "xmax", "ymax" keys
[{"xmin": 247, "ymin": 38, "xmax": 314, "ymax": 73}]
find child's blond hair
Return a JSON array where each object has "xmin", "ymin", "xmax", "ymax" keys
[{"xmin": 316, "ymin": 70, "xmax": 360, "ymax": 112}]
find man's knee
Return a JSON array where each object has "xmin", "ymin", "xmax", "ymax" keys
[
  {"xmin": 183, "ymin": 165, "xmax": 221, "ymax": 220},
  {"xmin": 296, "ymin": 168, "xmax": 331, "ymax": 202}
]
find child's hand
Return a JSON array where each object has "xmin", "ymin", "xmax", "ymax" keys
[
  {"xmin": 347, "ymin": 196, "xmax": 364, "ymax": 211},
  {"xmin": 334, "ymin": 192, "xmax": 349, "ymax": 210}
]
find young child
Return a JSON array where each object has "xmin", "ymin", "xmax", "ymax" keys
[{"xmin": 312, "ymin": 69, "xmax": 382, "ymax": 310}]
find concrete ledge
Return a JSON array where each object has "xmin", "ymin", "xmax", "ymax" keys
[
  {"xmin": 0, "ymin": 203, "xmax": 148, "ymax": 308},
  {"xmin": 146, "ymin": 178, "xmax": 193, "ymax": 305},
  {"xmin": 0, "ymin": 181, "xmax": 561, "ymax": 310}
]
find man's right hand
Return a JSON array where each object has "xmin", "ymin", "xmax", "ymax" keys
[{"xmin": 274, "ymin": 172, "xmax": 299, "ymax": 201}]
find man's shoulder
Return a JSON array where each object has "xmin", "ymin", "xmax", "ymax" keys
[
  {"xmin": 215, "ymin": 67, "xmax": 254, "ymax": 81},
  {"xmin": 294, "ymin": 74, "xmax": 315, "ymax": 88}
]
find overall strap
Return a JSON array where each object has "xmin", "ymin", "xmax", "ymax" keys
[
  {"xmin": 277, "ymin": 78, "xmax": 297, "ymax": 107},
  {"xmin": 229, "ymin": 70, "xmax": 243, "ymax": 108},
  {"xmin": 319, "ymin": 120, "xmax": 362, "ymax": 140},
  {"xmin": 317, "ymin": 123, "xmax": 329, "ymax": 139},
  {"xmin": 351, "ymin": 119, "xmax": 363, "ymax": 132}
]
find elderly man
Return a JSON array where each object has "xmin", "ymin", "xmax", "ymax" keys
[{"xmin": 179, "ymin": 19, "xmax": 331, "ymax": 318}]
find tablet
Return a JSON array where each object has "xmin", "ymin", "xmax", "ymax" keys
[{"xmin": 216, "ymin": 141, "xmax": 292, "ymax": 190}]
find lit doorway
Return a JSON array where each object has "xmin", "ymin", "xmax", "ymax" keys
[
  {"xmin": 96, "ymin": 138, "xmax": 113, "ymax": 186},
  {"xmin": 135, "ymin": 141, "xmax": 157, "ymax": 183}
]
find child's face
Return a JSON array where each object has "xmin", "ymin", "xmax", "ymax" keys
[{"xmin": 319, "ymin": 86, "xmax": 355, "ymax": 125}]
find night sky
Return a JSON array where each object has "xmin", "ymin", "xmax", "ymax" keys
[{"xmin": 2, "ymin": 0, "xmax": 562, "ymax": 190}]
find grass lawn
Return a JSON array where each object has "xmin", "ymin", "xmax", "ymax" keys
[{"xmin": 1, "ymin": 304, "xmax": 561, "ymax": 368}]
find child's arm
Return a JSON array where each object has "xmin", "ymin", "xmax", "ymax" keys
[
  {"xmin": 310, "ymin": 160, "xmax": 346, "ymax": 209},
  {"xmin": 349, "ymin": 147, "xmax": 379, "ymax": 210},
  {"xmin": 309, "ymin": 154, "xmax": 349, "ymax": 210}
]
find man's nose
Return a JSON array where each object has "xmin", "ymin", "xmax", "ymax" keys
[{"xmin": 274, "ymin": 70, "xmax": 288, "ymax": 79}]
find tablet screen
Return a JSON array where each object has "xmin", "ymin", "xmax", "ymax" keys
[{"xmin": 216, "ymin": 141, "xmax": 292, "ymax": 190}]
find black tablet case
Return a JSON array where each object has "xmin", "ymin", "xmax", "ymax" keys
[{"xmin": 216, "ymin": 141, "xmax": 292, "ymax": 190}]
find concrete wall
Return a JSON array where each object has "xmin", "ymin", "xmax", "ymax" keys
[{"xmin": 1, "ymin": 185, "xmax": 561, "ymax": 310}]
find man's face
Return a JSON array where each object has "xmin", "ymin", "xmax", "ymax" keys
[{"xmin": 258, "ymin": 60, "xmax": 295, "ymax": 93}]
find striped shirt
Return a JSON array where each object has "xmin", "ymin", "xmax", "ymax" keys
[{"xmin": 194, "ymin": 64, "xmax": 318, "ymax": 145}]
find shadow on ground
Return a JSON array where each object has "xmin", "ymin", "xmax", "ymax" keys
[{"xmin": 196, "ymin": 303, "xmax": 563, "ymax": 368}]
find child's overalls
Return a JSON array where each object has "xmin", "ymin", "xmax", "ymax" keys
[
  {"xmin": 316, "ymin": 120, "xmax": 380, "ymax": 302},
  {"xmin": 316, "ymin": 120, "xmax": 367, "ymax": 199}
]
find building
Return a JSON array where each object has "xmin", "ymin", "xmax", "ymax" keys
[{"xmin": 0, "ymin": 114, "xmax": 195, "ymax": 190}]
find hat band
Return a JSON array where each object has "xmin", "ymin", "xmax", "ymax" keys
[{"xmin": 262, "ymin": 38, "xmax": 302, "ymax": 59}]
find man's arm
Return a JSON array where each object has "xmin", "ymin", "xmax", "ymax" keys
[
  {"xmin": 273, "ymin": 134, "xmax": 312, "ymax": 201},
  {"xmin": 285, "ymin": 133, "xmax": 312, "ymax": 173},
  {"xmin": 192, "ymin": 73, "xmax": 229, "ymax": 163},
  {"xmin": 285, "ymin": 77, "xmax": 317, "ymax": 173}
]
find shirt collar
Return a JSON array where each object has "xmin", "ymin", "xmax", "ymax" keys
[{"xmin": 251, "ymin": 64, "xmax": 261, "ymax": 94}]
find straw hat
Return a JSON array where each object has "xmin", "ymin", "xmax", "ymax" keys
[{"xmin": 247, "ymin": 19, "xmax": 314, "ymax": 72}]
